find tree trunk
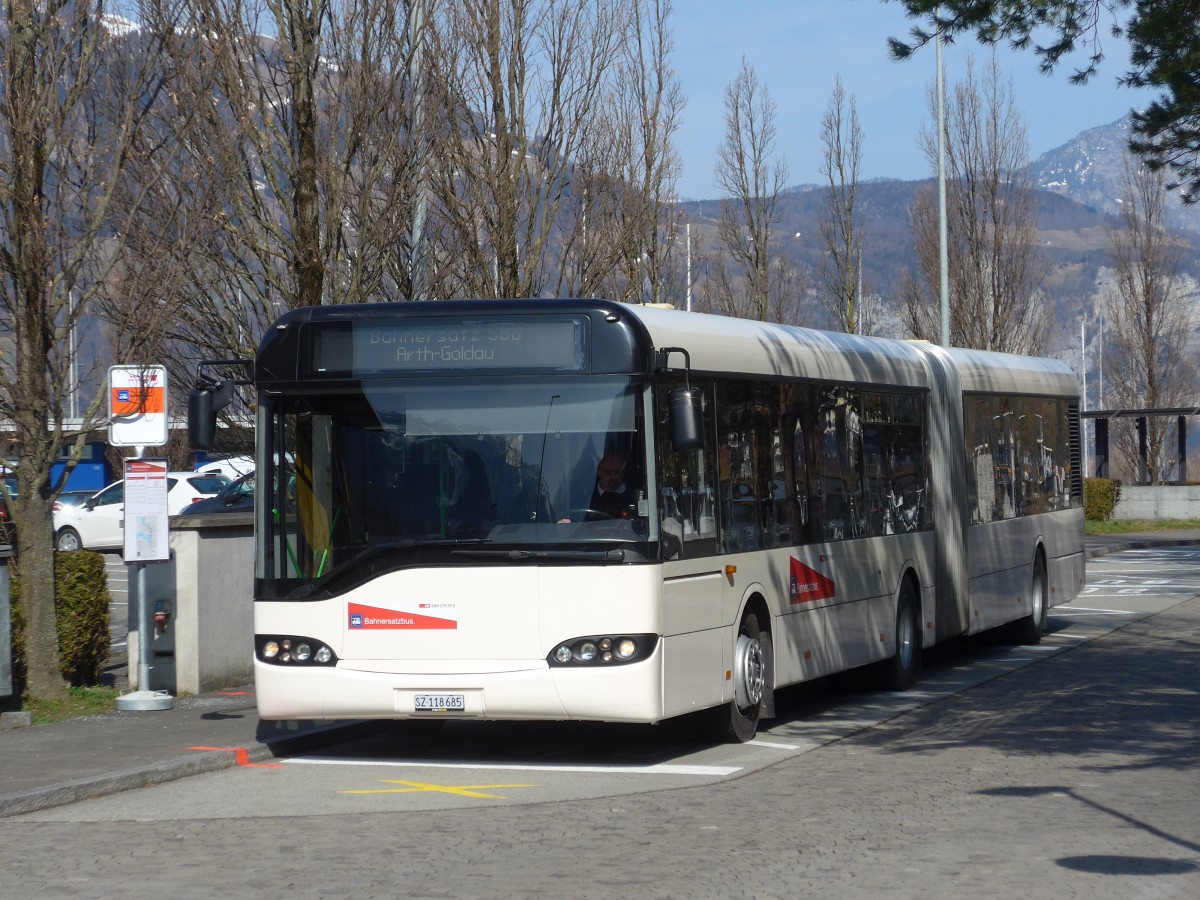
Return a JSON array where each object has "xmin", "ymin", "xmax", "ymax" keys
[{"xmin": 13, "ymin": 503, "xmax": 66, "ymax": 700}]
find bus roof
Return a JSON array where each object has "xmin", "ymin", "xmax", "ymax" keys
[
  {"xmin": 625, "ymin": 305, "xmax": 1076, "ymax": 400},
  {"xmin": 625, "ymin": 304, "xmax": 932, "ymax": 389},
  {"xmin": 933, "ymin": 345, "xmax": 1078, "ymax": 398}
]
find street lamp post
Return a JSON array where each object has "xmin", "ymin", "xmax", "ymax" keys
[
  {"xmin": 936, "ymin": 20, "xmax": 950, "ymax": 346},
  {"xmin": 1081, "ymin": 314, "xmax": 1089, "ymax": 477}
]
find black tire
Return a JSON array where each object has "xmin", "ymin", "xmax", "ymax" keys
[
  {"xmin": 1013, "ymin": 558, "xmax": 1048, "ymax": 645},
  {"xmin": 56, "ymin": 527, "xmax": 82, "ymax": 553},
  {"xmin": 878, "ymin": 580, "xmax": 920, "ymax": 691},
  {"xmin": 704, "ymin": 608, "xmax": 766, "ymax": 743}
]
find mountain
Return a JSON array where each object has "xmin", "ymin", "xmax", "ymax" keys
[
  {"xmin": 681, "ymin": 115, "xmax": 1200, "ymax": 340},
  {"xmin": 1032, "ymin": 116, "xmax": 1200, "ymax": 234}
]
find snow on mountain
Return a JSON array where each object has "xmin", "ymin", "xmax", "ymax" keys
[{"xmin": 1032, "ymin": 116, "xmax": 1200, "ymax": 233}]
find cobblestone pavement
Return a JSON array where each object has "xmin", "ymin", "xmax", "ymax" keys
[{"xmin": 3, "ymin": 595, "xmax": 1197, "ymax": 899}]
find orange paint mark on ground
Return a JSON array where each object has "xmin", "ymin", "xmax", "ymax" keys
[{"xmin": 189, "ymin": 745, "xmax": 283, "ymax": 769}]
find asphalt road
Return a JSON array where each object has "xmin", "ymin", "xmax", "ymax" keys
[{"xmin": 4, "ymin": 546, "xmax": 1199, "ymax": 898}]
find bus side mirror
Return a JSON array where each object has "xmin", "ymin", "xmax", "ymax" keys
[
  {"xmin": 187, "ymin": 387, "xmax": 218, "ymax": 450},
  {"xmin": 668, "ymin": 387, "xmax": 705, "ymax": 452},
  {"xmin": 187, "ymin": 380, "xmax": 235, "ymax": 450}
]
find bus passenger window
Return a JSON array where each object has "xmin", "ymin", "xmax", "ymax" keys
[{"xmin": 716, "ymin": 382, "xmax": 771, "ymax": 554}]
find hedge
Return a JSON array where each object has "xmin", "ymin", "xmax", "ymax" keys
[
  {"xmin": 1084, "ymin": 477, "xmax": 1121, "ymax": 522},
  {"xmin": 7, "ymin": 550, "xmax": 111, "ymax": 693}
]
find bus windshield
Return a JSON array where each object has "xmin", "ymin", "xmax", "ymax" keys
[{"xmin": 259, "ymin": 375, "xmax": 651, "ymax": 599}]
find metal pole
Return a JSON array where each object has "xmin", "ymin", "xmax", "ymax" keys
[
  {"xmin": 68, "ymin": 289, "xmax": 78, "ymax": 421},
  {"xmin": 1081, "ymin": 316, "xmax": 1089, "ymax": 478},
  {"xmin": 136, "ymin": 563, "xmax": 150, "ymax": 690},
  {"xmin": 936, "ymin": 24, "xmax": 950, "ymax": 347},
  {"xmin": 1178, "ymin": 414, "xmax": 1187, "ymax": 484}
]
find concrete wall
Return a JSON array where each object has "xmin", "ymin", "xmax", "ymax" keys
[
  {"xmin": 129, "ymin": 513, "xmax": 254, "ymax": 694},
  {"xmin": 1112, "ymin": 485, "xmax": 1200, "ymax": 520}
]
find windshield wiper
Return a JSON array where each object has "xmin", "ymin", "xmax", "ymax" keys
[
  {"xmin": 452, "ymin": 548, "xmax": 626, "ymax": 562},
  {"xmin": 286, "ymin": 538, "xmax": 489, "ymax": 599}
]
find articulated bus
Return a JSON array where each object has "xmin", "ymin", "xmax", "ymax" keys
[{"xmin": 189, "ymin": 299, "xmax": 1084, "ymax": 742}]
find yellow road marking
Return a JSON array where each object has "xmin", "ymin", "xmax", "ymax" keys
[{"xmin": 340, "ymin": 779, "xmax": 535, "ymax": 800}]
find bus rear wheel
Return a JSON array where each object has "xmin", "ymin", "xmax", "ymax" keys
[
  {"xmin": 877, "ymin": 580, "xmax": 920, "ymax": 691},
  {"xmin": 704, "ymin": 608, "xmax": 766, "ymax": 743},
  {"xmin": 1012, "ymin": 557, "xmax": 1048, "ymax": 645}
]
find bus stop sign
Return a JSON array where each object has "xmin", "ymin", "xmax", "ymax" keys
[{"xmin": 109, "ymin": 365, "xmax": 168, "ymax": 447}]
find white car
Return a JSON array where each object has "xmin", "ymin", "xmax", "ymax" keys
[
  {"xmin": 194, "ymin": 455, "xmax": 255, "ymax": 478},
  {"xmin": 54, "ymin": 472, "xmax": 232, "ymax": 552}
]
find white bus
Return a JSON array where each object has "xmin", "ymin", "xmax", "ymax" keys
[{"xmin": 189, "ymin": 300, "xmax": 1084, "ymax": 742}]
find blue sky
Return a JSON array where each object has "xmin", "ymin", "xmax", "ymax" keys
[{"xmin": 671, "ymin": 0, "xmax": 1151, "ymax": 199}]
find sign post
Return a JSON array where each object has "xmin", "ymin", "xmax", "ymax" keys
[{"xmin": 109, "ymin": 365, "xmax": 174, "ymax": 711}]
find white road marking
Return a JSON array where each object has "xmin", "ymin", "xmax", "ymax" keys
[
  {"xmin": 1056, "ymin": 607, "xmax": 1140, "ymax": 615},
  {"xmin": 747, "ymin": 739, "xmax": 801, "ymax": 750},
  {"xmin": 284, "ymin": 756, "xmax": 742, "ymax": 777}
]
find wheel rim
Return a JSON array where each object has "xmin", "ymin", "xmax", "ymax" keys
[
  {"xmin": 1031, "ymin": 568, "xmax": 1046, "ymax": 623},
  {"xmin": 733, "ymin": 630, "xmax": 765, "ymax": 710},
  {"xmin": 59, "ymin": 532, "xmax": 79, "ymax": 552},
  {"xmin": 897, "ymin": 602, "xmax": 915, "ymax": 670}
]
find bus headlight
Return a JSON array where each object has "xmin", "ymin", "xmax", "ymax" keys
[
  {"xmin": 547, "ymin": 634, "xmax": 658, "ymax": 667},
  {"xmin": 256, "ymin": 634, "xmax": 338, "ymax": 667}
]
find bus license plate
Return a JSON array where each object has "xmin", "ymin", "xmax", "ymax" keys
[{"xmin": 413, "ymin": 693, "xmax": 465, "ymax": 712}]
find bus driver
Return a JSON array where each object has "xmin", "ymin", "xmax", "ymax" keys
[{"xmin": 587, "ymin": 448, "xmax": 637, "ymax": 520}]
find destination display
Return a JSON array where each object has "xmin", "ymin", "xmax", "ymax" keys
[{"xmin": 309, "ymin": 318, "xmax": 587, "ymax": 374}]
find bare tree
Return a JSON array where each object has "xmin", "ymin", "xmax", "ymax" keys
[
  {"xmin": 902, "ymin": 54, "xmax": 1049, "ymax": 354},
  {"xmin": 0, "ymin": 2, "xmax": 193, "ymax": 700},
  {"xmin": 818, "ymin": 76, "xmax": 869, "ymax": 334},
  {"xmin": 1105, "ymin": 154, "xmax": 1197, "ymax": 483},
  {"xmin": 713, "ymin": 58, "xmax": 789, "ymax": 322},
  {"xmin": 604, "ymin": 0, "xmax": 685, "ymax": 306},
  {"xmin": 170, "ymin": 0, "xmax": 423, "ymax": 362},
  {"xmin": 767, "ymin": 256, "xmax": 808, "ymax": 327},
  {"xmin": 429, "ymin": 0, "xmax": 623, "ymax": 300}
]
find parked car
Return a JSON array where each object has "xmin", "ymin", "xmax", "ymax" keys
[
  {"xmin": 52, "ymin": 489, "xmax": 98, "ymax": 513},
  {"xmin": 177, "ymin": 472, "xmax": 255, "ymax": 516},
  {"xmin": 194, "ymin": 454, "xmax": 255, "ymax": 478},
  {"xmin": 54, "ymin": 472, "xmax": 231, "ymax": 552}
]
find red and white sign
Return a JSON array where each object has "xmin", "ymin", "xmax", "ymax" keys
[
  {"xmin": 109, "ymin": 365, "xmax": 169, "ymax": 447},
  {"xmin": 347, "ymin": 602, "xmax": 457, "ymax": 630},
  {"xmin": 789, "ymin": 557, "xmax": 836, "ymax": 604},
  {"xmin": 123, "ymin": 458, "xmax": 169, "ymax": 561}
]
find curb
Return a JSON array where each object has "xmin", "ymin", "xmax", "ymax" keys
[
  {"xmin": 0, "ymin": 720, "xmax": 376, "ymax": 819},
  {"xmin": 1085, "ymin": 537, "xmax": 1200, "ymax": 559}
]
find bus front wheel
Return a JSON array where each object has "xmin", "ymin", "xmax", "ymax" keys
[{"xmin": 705, "ymin": 608, "xmax": 766, "ymax": 743}]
